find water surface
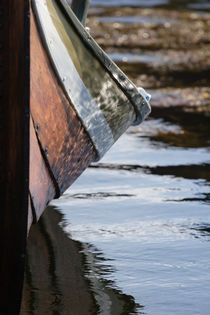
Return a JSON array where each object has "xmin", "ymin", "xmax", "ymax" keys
[
  {"xmin": 51, "ymin": 114, "xmax": 210, "ymax": 314},
  {"xmin": 23, "ymin": 0, "xmax": 210, "ymax": 313}
]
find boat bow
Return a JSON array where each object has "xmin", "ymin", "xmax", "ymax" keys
[{"xmin": 32, "ymin": 0, "xmax": 151, "ymax": 160}]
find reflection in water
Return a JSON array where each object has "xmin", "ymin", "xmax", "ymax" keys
[
  {"xmin": 21, "ymin": 108, "xmax": 210, "ymax": 314},
  {"xmin": 150, "ymin": 111, "xmax": 210, "ymax": 148},
  {"xmin": 62, "ymin": 217, "xmax": 210, "ymax": 244},
  {"xmin": 21, "ymin": 207, "xmax": 97, "ymax": 314},
  {"xmin": 21, "ymin": 207, "xmax": 141, "ymax": 314},
  {"xmin": 168, "ymin": 193, "xmax": 210, "ymax": 204},
  {"xmin": 22, "ymin": 0, "xmax": 210, "ymax": 313},
  {"xmin": 90, "ymin": 162, "xmax": 210, "ymax": 183},
  {"xmin": 50, "ymin": 109, "xmax": 210, "ymax": 314},
  {"xmin": 69, "ymin": 192, "xmax": 135, "ymax": 199},
  {"xmin": 80, "ymin": 243, "xmax": 144, "ymax": 315},
  {"xmin": 191, "ymin": 224, "xmax": 210, "ymax": 239}
]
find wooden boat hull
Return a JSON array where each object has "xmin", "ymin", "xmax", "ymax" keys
[
  {"xmin": 29, "ymin": 12, "xmax": 97, "ymax": 226},
  {"xmin": 0, "ymin": 0, "xmax": 150, "ymax": 313}
]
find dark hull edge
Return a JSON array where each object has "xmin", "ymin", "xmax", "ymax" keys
[{"xmin": 0, "ymin": 0, "xmax": 30, "ymax": 313}]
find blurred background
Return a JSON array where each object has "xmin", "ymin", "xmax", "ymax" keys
[{"xmin": 21, "ymin": 1, "xmax": 210, "ymax": 314}]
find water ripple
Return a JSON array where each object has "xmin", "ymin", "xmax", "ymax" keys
[
  {"xmin": 62, "ymin": 219, "xmax": 210, "ymax": 243},
  {"xmin": 70, "ymin": 192, "xmax": 135, "ymax": 199}
]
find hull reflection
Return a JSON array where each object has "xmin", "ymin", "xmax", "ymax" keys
[{"xmin": 21, "ymin": 206, "xmax": 142, "ymax": 314}]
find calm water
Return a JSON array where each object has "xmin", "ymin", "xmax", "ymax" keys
[
  {"xmin": 51, "ymin": 115, "xmax": 210, "ymax": 314},
  {"xmin": 55, "ymin": 1, "xmax": 210, "ymax": 314},
  {"xmin": 24, "ymin": 0, "xmax": 210, "ymax": 314},
  {"xmin": 54, "ymin": 0, "xmax": 210, "ymax": 314}
]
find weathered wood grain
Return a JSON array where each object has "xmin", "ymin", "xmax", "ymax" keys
[{"xmin": 30, "ymin": 11, "xmax": 97, "ymax": 199}]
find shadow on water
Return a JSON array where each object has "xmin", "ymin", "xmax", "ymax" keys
[
  {"xmin": 168, "ymin": 193, "xmax": 210, "ymax": 204},
  {"xmin": 21, "ymin": 207, "xmax": 142, "ymax": 314},
  {"xmin": 90, "ymin": 162, "xmax": 210, "ymax": 205},
  {"xmin": 189, "ymin": 223, "xmax": 210, "ymax": 240},
  {"xmin": 150, "ymin": 111, "xmax": 210, "ymax": 148},
  {"xmin": 90, "ymin": 162, "xmax": 210, "ymax": 183}
]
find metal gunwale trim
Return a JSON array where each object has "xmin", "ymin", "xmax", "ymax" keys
[
  {"xmin": 57, "ymin": 0, "xmax": 151, "ymax": 125},
  {"xmin": 32, "ymin": 0, "xmax": 115, "ymax": 160}
]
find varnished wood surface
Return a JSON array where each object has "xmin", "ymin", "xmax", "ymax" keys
[
  {"xmin": 29, "ymin": 11, "xmax": 97, "ymax": 223},
  {"xmin": 0, "ymin": 0, "xmax": 30, "ymax": 313}
]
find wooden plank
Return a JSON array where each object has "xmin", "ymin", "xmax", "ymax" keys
[
  {"xmin": 29, "ymin": 116, "xmax": 56, "ymax": 223},
  {"xmin": 0, "ymin": 0, "xmax": 30, "ymax": 313},
  {"xmin": 30, "ymin": 11, "xmax": 97, "ymax": 198}
]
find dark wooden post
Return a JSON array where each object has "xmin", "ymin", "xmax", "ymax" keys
[{"xmin": 0, "ymin": 0, "xmax": 30, "ymax": 313}]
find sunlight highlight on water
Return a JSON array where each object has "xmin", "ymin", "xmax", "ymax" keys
[
  {"xmin": 52, "ymin": 118, "xmax": 210, "ymax": 314},
  {"xmin": 30, "ymin": 0, "xmax": 210, "ymax": 313}
]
